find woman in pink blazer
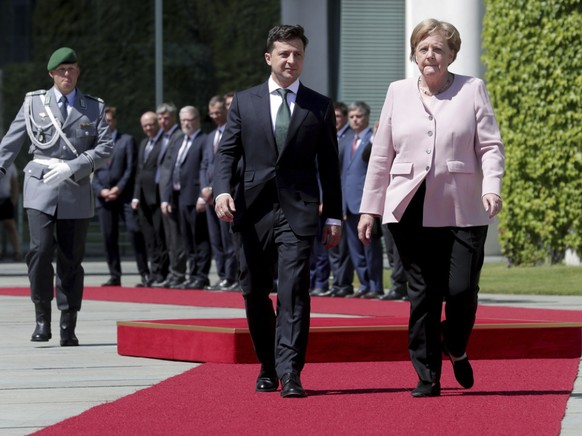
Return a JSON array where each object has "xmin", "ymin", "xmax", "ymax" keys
[{"xmin": 358, "ymin": 19, "xmax": 505, "ymax": 397}]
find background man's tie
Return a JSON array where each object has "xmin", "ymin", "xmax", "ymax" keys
[
  {"xmin": 275, "ymin": 88, "xmax": 291, "ymax": 154},
  {"xmin": 59, "ymin": 96, "xmax": 68, "ymax": 121}
]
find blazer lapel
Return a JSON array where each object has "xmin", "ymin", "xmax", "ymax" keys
[
  {"xmin": 251, "ymin": 82, "xmax": 277, "ymax": 152},
  {"xmin": 285, "ymin": 83, "xmax": 309, "ymax": 151}
]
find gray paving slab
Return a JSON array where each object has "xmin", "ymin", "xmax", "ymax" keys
[{"xmin": 0, "ymin": 260, "xmax": 581, "ymax": 435}]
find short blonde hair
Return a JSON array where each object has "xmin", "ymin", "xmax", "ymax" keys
[{"xmin": 409, "ymin": 19, "xmax": 461, "ymax": 64}]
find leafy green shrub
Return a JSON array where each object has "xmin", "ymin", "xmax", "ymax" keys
[{"xmin": 482, "ymin": 0, "xmax": 582, "ymax": 265}]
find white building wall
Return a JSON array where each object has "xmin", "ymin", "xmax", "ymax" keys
[{"xmin": 281, "ymin": 0, "xmax": 330, "ymax": 96}]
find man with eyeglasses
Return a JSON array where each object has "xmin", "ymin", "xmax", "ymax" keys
[{"xmin": 0, "ymin": 47, "xmax": 113, "ymax": 346}]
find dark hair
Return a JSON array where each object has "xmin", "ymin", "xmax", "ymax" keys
[
  {"xmin": 104, "ymin": 106, "xmax": 117, "ymax": 118},
  {"xmin": 334, "ymin": 101, "xmax": 348, "ymax": 117},
  {"xmin": 266, "ymin": 24, "xmax": 309, "ymax": 53}
]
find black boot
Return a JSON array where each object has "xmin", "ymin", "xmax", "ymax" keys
[
  {"xmin": 31, "ymin": 303, "xmax": 52, "ymax": 342},
  {"xmin": 60, "ymin": 310, "xmax": 79, "ymax": 347}
]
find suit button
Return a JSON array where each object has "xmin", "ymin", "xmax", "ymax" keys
[
  {"xmin": 426, "ymin": 149, "xmax": 432, "ymax": 154},
  {"xmin": 428, "ymin": 115, "xmax": 433, "ymax": 121},
  {"xmin": 427, "ymin": 131, "xmax": 433, "ymax": 136},
  {"xmin": 426, "ymin": 166, "xmax": 430, "ymax": 171}
]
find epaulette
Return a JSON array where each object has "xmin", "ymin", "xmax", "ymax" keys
[
  {"xmin": 25, "ymin": 89, "xmax": 47, "ymax": 97},
  {"xmin": 85, "ymin": 94, "xmax": 104, "ymax": 104}
]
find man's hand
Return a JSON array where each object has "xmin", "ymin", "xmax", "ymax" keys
[
  {"xmin": 161, "ymin": 201, "xmax": 171, "ymax": 215},
  {"xmin": 201, "ymin": 186, "xmax": 214, "ymax": 205},
  {"xmin": 43, "ymin": 162, "xmax": 72, "ymax": 186},
  {"xmin": 321, "ymin": 224, "xmax": 341, "ymax": 249},
  {"xmin": 131, "ymin": 199, "xmax": 140, "ymax": 210},
  {"xmin": 358, "ymin": 213, "xmax": 377, "ymax": 246},
  {"xmin": 214, "ymin": 194, "xmax": 236, "ymax": 222}
]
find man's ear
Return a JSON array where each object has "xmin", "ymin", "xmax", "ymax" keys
[{"xmin": 264, "ymin": 52, "xmax": 271, "ymax": 66}]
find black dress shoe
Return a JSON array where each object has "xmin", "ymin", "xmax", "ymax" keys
[
  {"xmin": 411, "ymin": 380, "xmax": 440, "ymax": 397},
  {"xmin": 330, "ymin": 287, "xmax": 354, "ymax": 297},
  {"xmin": 168, "ymin": 278, "xmax": 186, "ymax": 289},
  {"xmin": 280, "ymin": 373, "xmax": 307, "ymax": 398},
  {"xmin": 205, "ymin": 279, "xmax": 237, "ymax": 291},
  {"xmin": 443, "ymin": 345, "xmax": 474, "ymax": 388},
  {"xmin": 222, "ymin": 280, "xmax": 241, "ymax": 291},
  {"xmin": 182, "ymin": 278, "xmax": 210, "ymax": 289},
  {"xmin": 309, "ymin": 287, "xmax": 329, "ymax": 296},
  {"xmin": 346, "ymin": 289, "xmax": 375, "ymax": 299},
  {"xmin": 101, "ymin": 277, "xmax": 121, "ymax": 286},
  {"xmin": 256, "ymin": 367, "xmax": 278, "ymax": 392},
  {"xmin": 379, "ymin": 289, "xmax": 408, "ymax": 300},
  {"xmin": 135, "ymin": 274, "xmax": 152, "ymax": 288}
]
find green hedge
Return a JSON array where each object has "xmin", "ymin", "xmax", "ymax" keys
[{"xmin": 482, "ymin": 0, "xmax": 582, "ymax": 265}]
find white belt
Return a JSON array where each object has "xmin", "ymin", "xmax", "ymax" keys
[{"xmin": 33, "ymin": 157, "xmax": 68, "ymax": 165}]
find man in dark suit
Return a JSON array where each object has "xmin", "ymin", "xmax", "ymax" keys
[
  {"xmin": 311, "ymin": 101, "xmax": 355, "ymax": 297},
  {"xmin": 162, "ymin": 106, "xmax": 211, "ymax": 289},
  {"xmin": 200, "ymin": 95, "xmax": 239, "ymax": 291},
  {"xmin": 340, "ymin": 101, "xmax": 383, "ymax": 299},
  {"xmin": 93, "ymin": 107, "xmax": 150, "ymax": 287},
  {"xmin": 213, "ymin": 25, "xmax": 342, "ymax": 398},
  {"xmin": 132, "ymin": 111, "xmax": 168, "ymax": 284},
  {"xmin": 154, "ymin": 103, "xmax": 187, "ymax": 288}
]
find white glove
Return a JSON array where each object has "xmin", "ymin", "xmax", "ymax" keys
[{"xmin": 43, "ymin": 162, "xmax": 73, "ymax": 186}]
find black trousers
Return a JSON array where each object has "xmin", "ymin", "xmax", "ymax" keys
[
  {"xmin": 26, "ymin": 209, "xmax": 90, "ymax": 311},
  {"xmin": 239, "ymin": 204, "xmax": 313, "ymax": 378},
  {"xmin": 388, "ymin": 182, "xmax": 488, "ymax": 383},
  {"xmin": 97, "ymin": 200, "xmax": 149, "ymax": 279}
]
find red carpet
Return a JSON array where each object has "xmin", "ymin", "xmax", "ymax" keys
[
  {"xmin": 33, "ymin": 359, "xmax": 578, "ymax": 436},
  {"xmin": 5, "ymin": 286, "xmax": 582, "ymax": 322}
]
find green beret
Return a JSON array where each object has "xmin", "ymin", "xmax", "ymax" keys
[{"xmin": 47, "ymin": 47, "xmax": 78, "ymax": 71}]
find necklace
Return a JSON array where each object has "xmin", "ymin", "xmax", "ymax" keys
[{"xmin": 418, "ymin": 74, "xmax": 453, "ymax": 96}]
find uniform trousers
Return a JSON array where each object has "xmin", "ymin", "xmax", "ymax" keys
[
  {"xmin": 388, "ymin": 181, "xmax": 488, "ymax": 383},
  {"xmin": 26, "ymin": 209, "xmax": 90, "ymax": 311},
  {"xmin": 239, "ymin": 202, "xmax": 313, "ymax": 378}
]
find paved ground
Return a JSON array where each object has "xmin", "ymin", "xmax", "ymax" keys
[{"xmin": 0, "ymin": 260, "xmax": 580, "ymax": 435}]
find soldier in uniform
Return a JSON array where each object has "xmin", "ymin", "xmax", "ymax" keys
[{"xmin": 0, "ymin": 47, "xmax": 113, "ymax": 346}]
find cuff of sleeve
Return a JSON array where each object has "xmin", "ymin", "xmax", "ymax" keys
[{"xmin": 325, "ymin": 218, "xmax": 342, "ymax": 226}]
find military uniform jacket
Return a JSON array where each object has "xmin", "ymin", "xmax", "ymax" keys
[{"xmin": 0, "ymin": 86, "xmax": 113, "ymax": 219}]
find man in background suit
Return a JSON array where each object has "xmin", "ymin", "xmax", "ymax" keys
[
  {"xmin": 200, "ymin": 95, "xmax": 239, "ymax": 291},
  {"xmin": 213, "ymin": 25, "xmax": 342, "ymax": 398},
  {"xmin": 162, "ymin": 106, "xmax": 211, "ymax": 289},
  {"xmin": 340, "ymin": 101, "xmax": 383, "ymax": 299},
  {"xmin": 311, "ymin": 101, "xmax": 355, "ymax": 297},
  {"xmin": 93, "ymin": 107, "xmax": 150, "ymax": 287},
  {"xmin": 0, "ymin": 47, "xmax": 113, "ymax": 346},
  {"xmin": 153, "ymin": 103, "xmax": 186, "ymax": 288},
  {"xmin": 132, "ymin": 111, "xmax": 167, "ymax": 284}
]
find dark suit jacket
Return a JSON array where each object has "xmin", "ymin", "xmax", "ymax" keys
[
  {"xmin": 92, "ymin": 131, "xmax": 137, "ymax": 203},
  {"xmin": 162, "ymin": 130, "xmax": 207, "ymax": 207},
  {"xmin": 340, "ymin": 127, "xmax": 373, "ymax": 215},
  {"xmin": 213, "ymin": 81, "xmax": 342, "ymax": 237},
  {"xmin": 340, "ymin": 128, "xmax": 372, "ymax": 214},
  {"xmin": 157, "ymin": 124, "xmax": 182, "ymax": 199},
  {"xmin": 134, "ymin": 134, "xmax": 163, "ymax": 206}
]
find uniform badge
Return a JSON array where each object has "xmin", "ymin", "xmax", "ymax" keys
[{"xmin": 39, "ymin": 112, "xmax": 47, "ymax": 118}]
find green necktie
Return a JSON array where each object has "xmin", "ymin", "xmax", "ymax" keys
[{"xmin": 275, "ymin": 88, "xmax": 291, "ymax": 153}]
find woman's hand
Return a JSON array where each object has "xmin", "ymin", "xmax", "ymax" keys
[
  {"xmin": 358, "ymin": 213, "xmax": 377, "ymax": 246},
  {"xmin": 482, "ymin": 193, "xmax": 502, "ymax": 218}
]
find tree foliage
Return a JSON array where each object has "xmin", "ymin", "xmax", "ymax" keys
[
  {"xmin": 482, "ymin": 0, "xmax": 582, "ymax": 265},
  {"xmin": 1, "ymin": 0, "xmax": 279, "ymax": 152}
]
